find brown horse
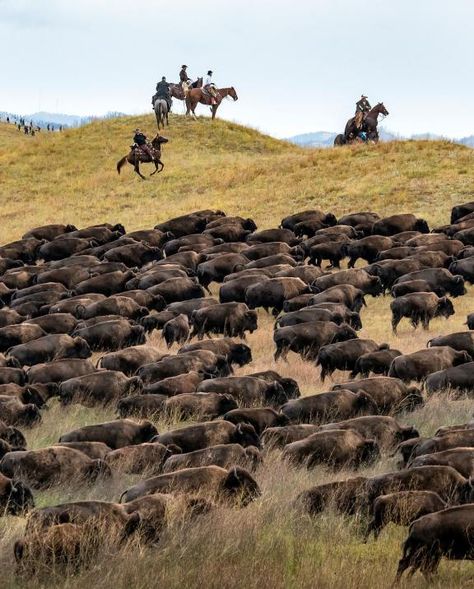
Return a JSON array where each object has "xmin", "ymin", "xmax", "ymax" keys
[
  {"xmin": 116, "ymin": 135, "xmax": 168, "ymax": 179},
  {"xmin": 169, "ymin": 78, "xmax": 203, "ymax": 101},
  {"xmin": 343, "ymin": 103, "xmax": 389, "ymax": 143},
  {"xmin": 185, "ymin": 86, "xmax": 238, "ymax": 120}
]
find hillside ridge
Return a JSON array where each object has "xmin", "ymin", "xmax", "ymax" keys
[{"xmin": 0, "ymin": 113, "xmax": 473, "ymax": 242}]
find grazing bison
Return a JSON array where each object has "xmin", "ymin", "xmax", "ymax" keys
[
  {"xmin": 319, "ymin": 415, "xmax": 419, "ymax": 450},
  {"xmin": 0, "ymin": 397, "xmax": 41, "ymax": 427},
  {"xmin": 425, "ymin": 361, "xmax": 474, "ymax": 394},
  {"xmin": 178, "ymin": 339, "xmax": 252, "ymax": 367},
  {"xmin": 104, "ymin": 442, "xmax": 175, "ymax": 475},
  {"xmin": 27, "ymin": 358, "xmax": 96, "ymax": 384},
  {"xmin": 0, "ymin": 324, "xmax": 46, "ymax": 353},
  {"xmin": 76, "ymin": 297, "xmax": 148, "ymax": 320},
  {"xmin": 388, "ymin": 347, "xmax": 472, "ymax": 382},
  {"xmin": 59, "ymin": 371, "xmax": 142, "ymax": 407},
  {"xmin": 333, "ymin": 377, "xmax": 423, "ymax": 414},
  {"xmin": 143, "ymin": 372, "xmax": 203, "ymax": 397},
  {"xmin": 162, "ymin": 314, "xmax": 189, "ymax": 348},
  {"xmin": 366, "ymin": 465, "xmax": 473, "ymax": 505},
  {"xmin": 162, "ymin": 393, "xmax": 237, "ymax": 420},
  {"xmin": 261, "ymin": 424, "xmax": 320, "ymax": 448},
  {"xmin": 296, "ymin": 476, "xmax": 369, "ymax": 515},
  {"xmin": 98, "ymin": 346, "xmax": 165, "ymax": 375},
  {"xmin": 7, "ymin": 334, "xmax": 91, "ymax": 366},
  {"xmin": 147, "ymin": 277, "xmax": 205, "ymax": 304},
  {"xmin": 222, "ymin": 407, "xmax": 288, "ymax": 434},
  {"xmin": 154, "ymin": 420, "xmax": 261, "ymax": 453},
  {"xmin": 345, "ymin": 236, "xmax": 394, "ymax": 266},
  {"xmin": 307, "ymin": 285, "xmax": 366, "ymax": 312},
  {"xmin": 120, "ymin": 465, "xmax": 261, "ymax": 506},
  {"xmin": 59, "ymin": 419, "xmax": 158, "ymax": 449},
  {"xmin": 245, "ymin": 277, "xmax": 309, "ymax": 315},
  {"xmin": 316, "ymin": 339, "xmax": 386, "ymax": 381},
  {"xmin": 137, "ymin": 350, "xmax": 231, "ymax": 383},
  {"xmin": 273, "ymin": 321, "xmax": 357, "ymax": 361},
  {"xmin": 428, "ymin": 332, "xmax": 474, "ymax": 358},
  {"xmin": 394, "ymin": 268, "xmax": 466, "ymax": 298},
  {"xmin": 163, "ymin": 443, "xmax": 262, "ymax": 473},
  {"xmin": 372, "ymin": 214, "xmax": 429, "ymax": 236},
  {"xmin": 275, "ymin": 307, "xmax": 345, "ymax": 329},
  {"xmin": 283, "ymin": 429, "xmax": 379, "ymax": 469},
  {"xmin": 219, "ymin": 275, "xmax": 270, "ymax": 304},
  {"xmin": 366, "ymin": 491, "xmax": 446, "ymax": 540},
  {"xmin": 247, "ymin": 371, "xmax": 300, "ymax": 399},
  {"xmin": 54, "ymin": 442, "xmax": 111, "ymax": 460},
  {"xmin": 197, "ymin": 376, "xmax": 288, "ymax": 407},
  {"xmin": 467, "ymin": 313, "xmax": 474, "ymax": 330},
  {"xmin": 0, "ymin": 446, "xmax": 111, "ymax": 489},
  {"xmin": 72, "ymin": 320, "xmax": 145, "ymax": 351},
  {"xmin": 406, "ymin": 430, "xmax": 474, "ymax": 462},
  {"xmin": 409, "ymin": 448, "xmax": 474, "ymax": 479},
  {"xmin": 0, "ymin": 472, "xmax": 34, "ymax": 515},
  {"xmin": 190, "ymin": 303, "xmax": 257, "ymax": 339},
  {"xmin": 391, "ymin": 279, "xmax": 447, "ymax": 298},
  {"xmin": 390, "ymin": 293, "xmax": 454, "ymax": 333},
  {"xmin": 23, "ymin": 313, "xmax": 79, "ymax": 335},
  {"xmin": 116, "ymin": 395, "xmax": 166, "ymax": 419},
  {"xmin": 280, "ymin": 389, "xmax": 378, "ymax": 424},
  {"xmin": 351, "ymin": 348, "xmax": 402, "ymax": 378},
  {"xmin": 395, "ymin": 504, "xmax": 474, "ymax": 582},
  {"xmin": 311, "ymin": 269, "xmax": 383, "ymax": 297}
]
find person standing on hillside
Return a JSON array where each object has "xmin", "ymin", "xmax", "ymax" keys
[{"xmin": 133, "ymin": 128, "xmax": 155, "ymax": 161}]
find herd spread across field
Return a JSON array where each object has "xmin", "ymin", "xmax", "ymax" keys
[{"xmin": 0, "ymin": 206, "xmax": 473, "ymax": 585}]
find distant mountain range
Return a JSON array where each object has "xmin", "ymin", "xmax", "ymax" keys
[
  {"xmin": 288, "ymin": 129, "xmax": 474, "ymax": 148},
  {"xmin": 0, "ymin": 111, "xmax": 126, "ymax": 128}
]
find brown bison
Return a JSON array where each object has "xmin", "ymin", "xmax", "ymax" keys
[{"xmin": 390, "ymin": 293, "xmax": 454, "ymax": 333}]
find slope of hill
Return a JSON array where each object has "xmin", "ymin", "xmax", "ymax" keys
[{"xmin": 0, "ymin": 113, "xmax": 473, "ymax": 243}]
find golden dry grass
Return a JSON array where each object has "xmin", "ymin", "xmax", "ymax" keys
[{"xmin": 0, "ymin": 116, "xmax": 473, "ymax": 587}]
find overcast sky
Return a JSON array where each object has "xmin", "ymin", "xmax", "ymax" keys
[{"xmin": 1, "ymin": 0, "xmax": 473, "ymax": 138}]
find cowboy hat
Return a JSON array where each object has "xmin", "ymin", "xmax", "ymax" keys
[
  {"xmin": 181, "ymin": 65, "xmax": 187, "ymax": 68},
  {"xmin": 207, "ymin": 70, "xmax": 213, "ymax": 75},
  {"xmin": 361, "ymin": 95, "xmax": 368, "ymax": 98}
]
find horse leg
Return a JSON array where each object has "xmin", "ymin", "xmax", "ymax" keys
[
  {"xmin": 211, "ymin": 105, "xmax": 218, "ymax": 120},
  {"xmin": 150, "ymin": 160, "xmax": 159, "ymax": 176},
  {"xmin": 134, "ymin": 161, "xmax": 146, "ymax": 180}
]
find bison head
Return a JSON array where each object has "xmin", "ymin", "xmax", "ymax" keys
[
  {"xmin": 368, "ymin": 276, "xmax": 384, "ymax": 296},
  {"xmin": 6, "ymin": 480, "xmax": 35, "ymax": 515},
  {"xmin": 333, "ymin": 324, "xmax": 358, "ymax": 343},
  {"xmin": 398, "ymin": 425, "xmax": 420, "ymax": 443},
  {"xmin": 436, "ymin": 296, "xmax": 455, "ymax": 319},
  {"xmin": 230, "ymin": 343, "xmax": 252, "ymax": 367},
  {"xmin": 355, "ymin": 391, "xmax": 379, "ymax": 415},
  {"xmin": 73, "ymin": 336, "xmax": 92, "ymax": 359},
  {"xmin": 233, "ymin": 423, "xmax": 261, "ymax": 449},
  {"xmin": 453, "ymin": 350, "xmax": 473, "ymax": 366},
  {"xmin": 264, "ymin": 382, "xmax": 288, "ymax": 406},
  {"xmin": 279, "ymin": 377, "xmax": 300, "ymax": 399},
  {"xmin": 449, "ymin": 275, "xmax": 467, "ymax": 297},
  {"xmin": 348, "ymin": 311, "xmax": 363, "ymax": 330},
  {"xmin": 129, "ymin": 325, "xmax": 146, "ymax": 346},
  {"xmin": 218, "ymin": 394, "xmax": 239, "ymax": 415},
  {"xmin": 359, "ymin": 439, "xmax": 380, "ymax": 465},
  {"xmin": 126, "ymin": 376, "xmax": 144, "ymax": 395},
  {"xmin": 222, "ymin": 466, "xmax": 261, "ymax": 506},
  {"xmin": 2, "ymin": 426, "xmax": 26, "ymax": 450},
  {"xmin": 244, "ymin": 310, "xmax": 258, "ymax": 333},
  {"xmin": 138, "ymin": 420, "xmax": 159, "ymax": 442},
  {"xmin": 19, "ymin": 405, "xmax": 41, "ymax": 427},
  {"xmin": 414, "ymin": 219, "xmax": 430, "ymax": 233}
]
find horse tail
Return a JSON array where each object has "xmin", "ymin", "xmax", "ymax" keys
[{"xmin": 117, "ymin": 156, "xmax": 128, "ymax": 175}]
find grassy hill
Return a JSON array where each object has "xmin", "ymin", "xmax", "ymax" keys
[{"xmin": 1, "ymin": 114, "xmax": 473, "ymax": 243}]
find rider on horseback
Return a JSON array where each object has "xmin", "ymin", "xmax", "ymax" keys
[
  {"xmin": 204, "ymin": 70, "xmax": 218, "ymax": 105},
  {"xmin": 133, "ymin": 129, "xmax": 155, "ymax": 161},
  {"xmin": 152, "ymin": 77, "xmax": 172, "ymax": 112},
  {"xmin": 354, "ymin": 95, "xmax": 371, "ymax": 129}
]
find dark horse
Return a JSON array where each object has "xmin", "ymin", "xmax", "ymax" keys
[
  {"xmin": 337, "ymin": 102, "xmax": 389, "ymax": 146},
  {"xmin": 116, "ymin": 135, "xmax": 168, "ymax": 179},
  {"xmin": 185, "ymin": 86, "xmax": 238, "ymax": 120},
  {"xmin": 169, "ymin": 78, "xmax": 203, "ymax": 101}
]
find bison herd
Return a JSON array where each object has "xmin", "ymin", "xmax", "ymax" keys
[{"xmin": 0, "ymin": 204, "xmax": 473, "ymax": 582}]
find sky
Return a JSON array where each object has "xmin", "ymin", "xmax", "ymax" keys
[{"xmin": 1, "ymin": 0, "xmax": 473, "ymax": 138}]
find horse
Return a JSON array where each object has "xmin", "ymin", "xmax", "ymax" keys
[
  {"xmin": 185, "ymin": 86, "xmax": 238, "ymax": 120},
  {"xmin": 154, "ymin": 99, "xmax": 169, "ymax": 130},
  {"xmin": 116, "ymin": 134, "xmax": 168, "ymax": 180},
  {"xmin": 343, "ymin": 103, "xmax": 389, "ymax": 143},
  {"xmin": 169, "ymin": 78, "xmax": 203, "ymax": 101}
]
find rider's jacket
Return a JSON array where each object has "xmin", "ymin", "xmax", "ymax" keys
[
  {"xmin": 133, "ymin": 132, "xmax": 147, "ymax": 145},
  {"xmin": 179, "ymin": 69, "xmax": 188, "ymax": 82},
  {"xmin": 205, "ymin": 75, "xmax": 213, "ymax": 87},
  {"xmin": 355, "ymin": 98, "xmax": 371, "ymax": 113},
  {"xmin": 156, "ymin": 81, "xmax": 170, "ymax": 97}
]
